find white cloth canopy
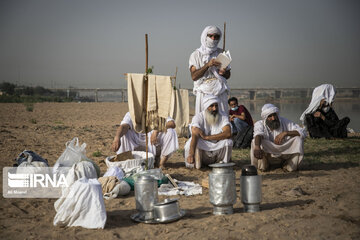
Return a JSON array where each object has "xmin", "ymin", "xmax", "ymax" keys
[{"xmin": 300, "ymin": 84, "xmax": 336, "ymax": 124}]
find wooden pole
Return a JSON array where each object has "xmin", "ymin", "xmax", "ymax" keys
[
  {"xmin": 223, "ymin": 22, "xmax": 226, "ymax": 52},
  {"xmin": 145, "ymin": 34, "xmax": 149, "ymax": 170}
]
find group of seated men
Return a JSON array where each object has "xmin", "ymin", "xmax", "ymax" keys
[{"xmin": 112, "ymin": 84, "xmax": 350, "ymax": 172}]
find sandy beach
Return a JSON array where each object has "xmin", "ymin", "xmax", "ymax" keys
[{"xmin": 0, "ymin": 102, "xmax": 359, "ymax": 240}]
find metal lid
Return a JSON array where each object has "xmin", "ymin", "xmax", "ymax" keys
[
  {"xmin": 241, "ymin": 165, "xmax": 258, "ymax": 176},
  {"xmin": 209, "ymin": 162, "xmax": 235, "ymax": 168},
  {"xmin": 136, "ymin": 175, "xmax": 155, "ymax": 182},
  {"xmin": 154, "ymin": 198, "xmax": 178, "ymax": 206}
]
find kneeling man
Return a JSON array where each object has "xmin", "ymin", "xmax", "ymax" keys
[
  {"xmin": 111, "ymin": 112, "xmax": 179, "ymax": 168},
  {"xmin": 185, "ymin": 95, "xmax": 232, "ymax": 169},
  {"xmin": 251, "ymin": 104, "xmax": 306, "ymax": 172}
]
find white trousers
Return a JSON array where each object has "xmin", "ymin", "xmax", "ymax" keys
[
  {"xmin": 250, "ymin": 137, "xmax": 304, "ymax": 172},
  {"xmin": 195, "ymin": 91, "xmax": 229, "ymax": 115}
]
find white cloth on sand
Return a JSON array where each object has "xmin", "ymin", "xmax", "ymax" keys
[
  {"xmin": 158, "ymin": 180, "xmax": 202, "ymax": 196},
  {"xmin": 53, "ymin": 178, "xmax": 107, "ymax": 229},
  {"xmin": 300, "ymin": 83, "xmax": 336, "ymax": 124},
  {"xmin": 103, "ymin": 166, "xmax": 124, "ymax": 180}
]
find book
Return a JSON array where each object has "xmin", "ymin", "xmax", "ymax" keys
[{"xmin": 215, "ymin": 50, "xmax": 232, "ymax": 69}]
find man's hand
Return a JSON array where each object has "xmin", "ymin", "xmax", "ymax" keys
[
  {"xmin": 150, "ymin": 131, "xmax": 158, "ymax": 145},
  {"xmin": 187, "ymin": 154, "xmax": 194, "ymax": 164},
  {"xmin": 111, "ymin": 137, "xmax": 120, "ymax": 152},
  {"xmin": 207, "ymin": 59, "xmax": 221, "ymax": 68},
  {"xmin": 274, "ymin": 132, "xmax": 287, "ymax": 145},
  {"xmin": 219, "ymin": 68, "xmax": 226, "ymax": 75},
  {"xmin": 199, "ymin": 130, "xmax": 208, "ymax": 140},
  {"xmin": 314, "ymin": 111, "xmax": 321, "ymax": 118},
  {"xmin": 254, "ymin": 145, "xmax": 264, "ymax": 159},
  {"xmin": 229, "ymin": 115, "xmax": 235, "ymax": 122}
]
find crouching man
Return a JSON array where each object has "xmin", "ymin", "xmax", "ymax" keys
[
  {"xmin": 251, "ymin": 104, "xmax": 306, "ymax": 172},
  {"xmin": 184, "ymin": 95, "xmax": 232, "ymax": 169},
  {"xmin": 111, "ymin": 112, "xmax": 179, "ymax": 169}
]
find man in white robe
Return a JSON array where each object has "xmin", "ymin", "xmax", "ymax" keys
[
  {"xmin": 251, "ymin": 104, "xmax": 307, "ymax": 172},
  {"xmin": 189, "ymin": 25, "xmax": 231, "ymax": 114},
  {"xmin": 111, "ymin": 112, "xmax": 179, "ymax": 168},
  {"xmin": 184, "ymin": 95, "xmax": 233, "ymax": 169}
]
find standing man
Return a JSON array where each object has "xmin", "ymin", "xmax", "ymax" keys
[
  {"xmin": 189, "ymin": 25, "xmax": 231, "ymax": 114},
  {"xmin": 251, "ymin": 104, "xmax": 306, "ymax": 172}
]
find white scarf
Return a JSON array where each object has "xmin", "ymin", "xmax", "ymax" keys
[{"xmin": 300, "ymin": 84, "xmax": 336, "ymax": 124}]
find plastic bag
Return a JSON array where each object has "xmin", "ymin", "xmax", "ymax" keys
[{"xmin": 53, "ymin": 137, "xmax": 100, "ymax": 177}]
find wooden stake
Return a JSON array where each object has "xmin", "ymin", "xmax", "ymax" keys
[
  {"xmin": 174, "ymin": 66, "xmax": 178, "ymax": 88},
  {"xmin": 223, "ymin": 22, "xmax": 226, "ymax": 52},
  {"xmin": 145, "ymin": 34, "xmax": 149, "ymax": 170}
]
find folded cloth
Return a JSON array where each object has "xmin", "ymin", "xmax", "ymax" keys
[
  {"xmin": 103, "ymin": 181, "xmax": 131, "ymax": 200},
  {"xmin": 53, "ymin": 178, "xmax": 106, "ymax": 229},
  {"xmin": 98, "ymin": 176, "xmax": 119, "ymax": 194},
  {"xmin": 158, "ymin": 180, "xmax": 202, "ymax": 196}
]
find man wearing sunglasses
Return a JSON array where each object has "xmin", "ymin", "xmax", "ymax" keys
[{"xmin": 189, "ymin": 25, "xmax": 231, "ymax": 115}]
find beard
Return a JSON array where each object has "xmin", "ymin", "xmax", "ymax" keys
[
  {"xmin": 266, "ymin": 118, "xmax": 280, "ymax": 130},
  {"xmin": 205, "ymin": 109, "xmax": 219, "ymax": 126}
]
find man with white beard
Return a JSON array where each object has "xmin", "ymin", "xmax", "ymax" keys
[
  {"xmin": 184, "ymin": 95, "xmax": 232, "ymax": 169},
  {"xmin": 189, "ymin": 25, "xmax": 231, "ymax": 114},
  {"xmin": 251, "ymin": 104, "xmax": 307, "ymax": 172},
  {"xmin": 111, "ymin": 112, "xmax": 179, "ymax": 169}
]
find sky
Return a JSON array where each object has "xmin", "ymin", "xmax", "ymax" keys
[{"xmin": 0, "ymin": 0, "xmax": 359, "ymax": 89}]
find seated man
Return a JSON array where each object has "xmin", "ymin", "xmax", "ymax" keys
[
  {"xmin": 111, "ymin": 112, "xmax": 179, "ymax": 168},
  {"xmin": 300, "ymin": 84, "xmax": 350, "ymax": 138},
  {"xmin": 184, "ymin": 95, "xmax": 233, "ymax": 169},
  {"xmin": 251, "ymin": 104, "xmax": 306, "ymax": 172},
  {"xmin": 228, "ymin": 97, "xmax": 254, "ymax": 134}
]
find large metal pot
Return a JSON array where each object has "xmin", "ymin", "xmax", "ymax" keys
[
  {"xmin": 240, "ymin": 165, "xmax": 262, "ymax": 212},
  {"xmin": 153, "ymin": 199, "xmax": 185, "ymax": 223},
  {"xmin": 209, "ymin": 162, "xmax": 237, "ymax": 215},
  {"xmin": 134, "ymin": 175, "xmax": 158, "ymax": 220}
]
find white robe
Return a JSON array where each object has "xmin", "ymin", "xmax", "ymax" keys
[
  {"xmin": 184, "ymin": 111, "xmax": 233, "ymax": 166},
  {"xmin": 117, "ymin": 112, "xmax": 179, "ymax": 157},
  {"xmin": 251, "ymin": 117, "xmax": 306, "ymax": 169}
]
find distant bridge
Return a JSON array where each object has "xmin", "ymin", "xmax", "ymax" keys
[{"xmin": 49, "ymin": 87, "xmax": 360, "ymax": 102}]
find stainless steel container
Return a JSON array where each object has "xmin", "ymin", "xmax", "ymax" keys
[
  {"xmin": 240, "ymin": 165, "xmax": 262, "ymax": 212},
  {"xmin": 134, "ymin": 175, "xmax": 158, "ymax": 220},
  {"xmin": 209, "ymin": 162, "xmax": 237, "ymax": 215},
  {"xmin": 153, "ymin": 199, "xmax": 185, "ymax": 223}
]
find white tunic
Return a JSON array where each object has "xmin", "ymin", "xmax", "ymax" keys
[{"xmin": 184, "ymin": 111, "xmax": 233, "ymax": 160}]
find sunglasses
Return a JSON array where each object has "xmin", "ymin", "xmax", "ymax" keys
[{"xmin": 207, "ymin": 34, "xmax": 220, "ymax": 40}]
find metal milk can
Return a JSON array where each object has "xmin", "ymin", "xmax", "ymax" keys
[
  {"xmin": 134, "ymin": 175, "xmax": 158, "ymax": 220},
  {"xmin": 240, "ymin": 165, "xmax": 262, "ymax": 212},
  {"xmin": 209, "ymin": 162, "xmax": 237, "ymax": 215}
]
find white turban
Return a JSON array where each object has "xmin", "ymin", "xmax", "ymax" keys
[
  {"xmin": 198, "ymin": 25, "xmax": 222, "ymax": 56},
  {"xmin": 261, "ymin": 104, "xmax": 279, "ymax": 120},
  {"xmin": 203, "ymin": 95, "xmax": 219, "ymax": 110},
  {"xmin": 300, "ymin": 84, "xmax": 336, "ymax": 123}
]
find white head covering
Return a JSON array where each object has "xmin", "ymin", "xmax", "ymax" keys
[
  {"xmin": 261, "ymin": 103, "xmax": 279, "ymax": 120},
  {"xmin": 300, "ymin": 84, "xmax": 336, "ymax": 123},
  {"xmin": 203, "ymin": 95, "xmax": 219, "ymax": 110},
  {"xmin": 197, "ymin": 25, "xmax": 222, "ymax": 56}
]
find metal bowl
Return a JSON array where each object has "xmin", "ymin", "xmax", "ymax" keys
[{"xmin": 153, "ymin": 199, "xmax": 185, "ymax": 223}]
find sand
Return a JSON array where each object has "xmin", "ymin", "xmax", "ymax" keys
[{"xmin": 0, "ymin": 102, "xmax": 359, "ymax": 240}]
